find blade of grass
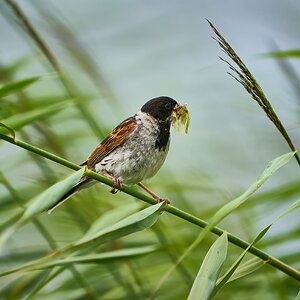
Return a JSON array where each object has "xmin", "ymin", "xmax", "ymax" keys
[
  {"xmin": 0, "ymin": 59, "xmax": 67, "ymax": 158},
  {"xmin": 4, "ymin": 250, "xmax": 154, "ymax": 299},
  {"xmin": 205, "ymin": 152, "xmax": 294, "ymax": 230},
  {"xmin": 0, "ymin": 123, "xmax": 15, "ymax": 140},
  {"xmin": 262, "ymin": 44, "xmax": 300, "ymax": 107},
  {"xmin": 72, "ymin": 202, "xmax": 165, "ymax": 250},
  {"xmin": 0, "ymin": 270, "xmax": 48, "ymax": 299},
  {"xmin": 22, "ymin": 265, "xmax": 106, "ymax": 300},
  {"xmin": 207, "ymin": 19, "xmax": 300, "ymax": 166},
  {"xmin": 23, "ymin": 168, "xmax": 85, "ymax": 221},
  {"xmin": 211, "ymin": 230, "xmax": 268, "ymax": 298},
  {"xmin": 188, "ymin": 232, "xmax": 228, "ymax": 300},
  {"xmin": 0, "ymin": 56, "xmax": 33, "ymax": 80},
  {"xmin": 9, "ymin": 246, "xmax": 157, "ymax": 272},
  {"xmin": 83, "ymin": 202, "xmax": 141, "ymax": 238},
  {"xmin": 23, "ymin": 268, "xmax": 66, "ymax": 300},
  {"xmin": 217, "ymin": 257, "xmax": 265, "ymax": 284},
  {"xmin": 0, "ymin": 76, "xmax": 39, "ymax": 98},
  {"xmin": 0, "ymin": 100, "xmax": 73, "ymax": 133},
  {"xmin": 262, "ymin": 49, "xmax": 300, "ymax": 58}
]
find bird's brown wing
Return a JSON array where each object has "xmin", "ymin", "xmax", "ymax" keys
[
  {"xmin": 48, "ymin": 117, "xmax": 137, "ymax": 213},
  {"xmin": 85, "ymin": 116, "xmax": 137, "ymax": 169}
]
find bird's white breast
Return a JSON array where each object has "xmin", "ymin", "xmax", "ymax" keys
[{"xmin": 95, "ymin": 111, "xmax": 170, "ymax": 185}]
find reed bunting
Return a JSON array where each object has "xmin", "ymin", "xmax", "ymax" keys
[{"xmin": 49, "ymin": 96, "xmax": 189, "ymax": 212}]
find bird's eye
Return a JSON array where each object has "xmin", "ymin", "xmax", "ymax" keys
[{"xmin": 165, "ymin": 103, "xmax": 171, "ymax": 110}]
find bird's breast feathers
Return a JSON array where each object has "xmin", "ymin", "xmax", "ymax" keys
[{"xmin": 95, "ymin": 111, "xmax": 170, "ymax": 184}]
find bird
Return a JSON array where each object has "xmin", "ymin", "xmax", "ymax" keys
[{"xmin": 48, "ymin": 96, "xmax": 186, "ymax": 212}]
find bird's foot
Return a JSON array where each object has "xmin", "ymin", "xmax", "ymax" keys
[
  {"xmin": 155, "ymin": 197, "xmax": 170, "ymax": 204},
  {"xmin": 103, "ymin": 171, "xmax": 123, "ymax": 194},
  {"xmin": 137, "ymin": 183, "xmax": 170, "ymax": 204},
  {"xmin": 110, "ymin": 178, "xmax": 123, "ymax": 194}
]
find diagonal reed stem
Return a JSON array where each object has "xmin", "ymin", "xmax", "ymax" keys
[{"xmin": 0, "ymin": 132, "xmax": 299, "ymax": 281}]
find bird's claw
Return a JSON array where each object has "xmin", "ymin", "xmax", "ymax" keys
[
  {"xmin": 103, "ymin": 171, "xmax": 123, "ymax": 194},
  {"xmin": 156, "ymin": 197, "xmax": 170, "ymax": 204},
  {"xmin": 110, "ymin": 177, "xmax": 123, "ymax": 194}
]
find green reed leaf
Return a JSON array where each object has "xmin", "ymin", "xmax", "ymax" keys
[
  {"xmin": 0, "ymin": 101, "xmax": 72, "ymax": 133},
  {"xmin": 18, "ymin": 246, "xmax": 157, "ymax": 272},
  {"xmin": 188, "ymin": 232, "xmax": 228, "ymax": 300},
  {"xmin": 263, "ymin": 49, "xmax": 300, "ymax": 59},
  {"xmin": 0, "ymin": 76, "xmax": 40, "ymax": 98}
]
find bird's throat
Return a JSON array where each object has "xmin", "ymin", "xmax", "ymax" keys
[{"xmin": 155, "ymin": 120, "xmax": 171, "ymax": 151}]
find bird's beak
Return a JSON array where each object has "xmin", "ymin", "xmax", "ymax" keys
[{"xmin": 172, "ymin": 103, "xmax": 190, "ymax": 134}]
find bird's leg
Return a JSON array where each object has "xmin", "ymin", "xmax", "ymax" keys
[
  {"xmin": 137, "ymin": 183, "xmax": 170, "ymax": 204},
  {"xmin": 103, "ymin": 171, "xmax": 123, "ymax": 194}
]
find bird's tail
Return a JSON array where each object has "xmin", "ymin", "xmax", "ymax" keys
[{"xmin": 47, "ymin": 177, "xmax": 94, "ymax": 214}]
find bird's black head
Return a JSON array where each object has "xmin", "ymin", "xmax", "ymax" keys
[{"xmin": 141, "ymin": 96, "xmax": 178, "ymax": 121}]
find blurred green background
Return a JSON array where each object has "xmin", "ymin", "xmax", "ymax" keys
[{"xmin": 0, "ymin": 1, "xmax": 299, "ymax": 299}]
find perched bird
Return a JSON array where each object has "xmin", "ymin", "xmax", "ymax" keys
[{"xmin": 49, "ymin": 96, "xmax": 188, "ymax": 212}]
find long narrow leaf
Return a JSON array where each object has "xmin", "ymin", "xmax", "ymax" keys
[
  {"xmin": 273, "ymin": 198, "xmax": 300, "ymax": 222},
  {"xmin": 296, "ymin": 289, "xmax": 300, "ymax": 300},
  {"xmin": 84, "ymin": 202, "xmax": 141, "ymax": 238},
  {"xmin": 72, "ymin": 202, "xmax": 166, "ymax": 250},
  {"xmin": 10, "ymin": 246, "xmax": 157, "ymax": 273},
  {"xmin": 22, "ymin": 168, "xmax": 85, "ymax": 221},
  {"xmin": 191, "ymin": 152, "xmax": 294, "ymax": 252},
  {"xmin": 0, "ymin": 76, "xmax": 40, "ymax": 97},
  {"xmin": 205, "ymin": 152, "xmax": 294, "ymax": 234},
  {"xmin": 188, "ymin": 232, "xmax": 228, "ymax": 300},
  {"xmin": 0, "ymin": 56, "xmax": 33, "ymax": 78},
  {"xmin": 263, "ymin": 49, "xmax": 300, "ymax": 59},
  {"xmin": 23, "ymin": 268, "xmax": 64, "ymax": 300},
  {"xmin": 214, "ymin": 246, "xmax": 265, "ymax": 295},
  {"xmin": 0, "ymin": 122, "xmax": 15, "ymax": 140},
  {"xmin": 218, "ymin": 258, "xmax": 264, "ymax": 284},
  {"xmin": 0, "ymin": 101, "xmax": 72, "ymax": 133}
]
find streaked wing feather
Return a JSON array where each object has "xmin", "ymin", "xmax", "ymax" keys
[{"xmin": 87, "ymin": 116, "xmax": 137, "ymax": 169}]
